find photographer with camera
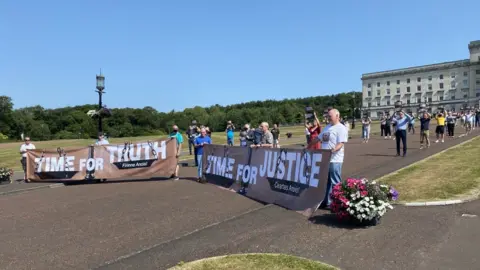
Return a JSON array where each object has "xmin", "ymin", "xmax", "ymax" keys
[
  {"xmin": 226, "ymin": 121, "xmax": 235, "ymax": 146},
  {"xmin": 418, "ymin": 111, "xmax": 431, "ymax": 149},
  {"xmin": 239, "ymin": 124, "xmax": 254, "ymax": 147},
  {"xmin": 391, "ymin": 110, "xmax": 412, "ymax": 156}
]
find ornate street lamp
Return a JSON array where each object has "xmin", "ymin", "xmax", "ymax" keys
[{"xmin": 96, "ymin": 72, "xmax": 106, "ymax": 134}]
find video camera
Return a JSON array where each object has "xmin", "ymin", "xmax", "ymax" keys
[{"xmin": 305, "ymin": 106, "xmax": 315, "ymax": 122}]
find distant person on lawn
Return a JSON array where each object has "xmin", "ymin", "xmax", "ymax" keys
[
  {"xmin": 446, "ymin": 111, "xmax": 456, "ymax": 137},
  {"xmin": 169, "ymin": 125, "xmax": 183, "ymax": 181},
  {"xmin": 195, "ymin": 128, "xmax": 212, "ymax": 182},
  {"xmin": 95, "ymin": 133, "xmax": 110, "ymax": 145},
  {"xmin": 20, "ymin": 137, "xmax": 36, "ymax": 181}
]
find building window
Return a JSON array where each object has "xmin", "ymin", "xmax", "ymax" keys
[
  {"xmin": 406, "ymin": 87, "xmax": 410, "ymax": 93},
  {"xmin": 477, "ymin": 93, "xmax": 480, "ymax": 97},
  {"xmin": 377, "ymin": 90, "xmax": 380, "ymax": 96},
  {"xmin": 368, "ymin": 102, "xmax": 372, "ymax": 107},
  {"xmin": 428, "ymin": 84, "xmax": 432, "ymax": 90},
  {"xmin": 476, "ymin": 70, "xmax": 480, "ymax": 75},
  {"xmin": 396, "ymin": 80, "xmax": 400, "ymax": 84},
  {"xmin": 377, "ymin": 82, "xmax": 380, "ymax": 87},
  {"xmin": 451, "ymin": 72, "xmax": 456, "ymax": 78},
  {"xmin": 396, "ymin": 87, "xmax": 400, "ymax": 94},
  {"xmin": 386, "ymin": 89, "xmax": 390, "ymax": 94},
  {"xmin": 477, "ymin": 80, "xmax": 480, "ymax": 85},
  {"xmin": 463, "ymin": 94, "xmax": 468, "ymax": 98},
  {"xmin": 417, "ymin": 98, "xmax": 421, "ymax": 103},
  {"xmin": 451, "ymin": 95, "xmax": 455, "ymax": 100},
  {"xmin": 440, "ymin": 96, "xmax": 444, "ymax": 101},
  {"xmin": 451, "ymin": 81, "xmax": 456, "ymax": 88},
  {"xmin": 464, "ymin": 71, "xmax": 468, "ymax": 76},
  {"xmin": 440, "ymin": 74, "xmax": 444, "ymax": 79},
  {"xmin": 440, "ymin": 83, "xmax": 444, "ymax": 89},
  {"xmin": 367, "ymin": 83, "xmax": 371, "ymax": 88},
  {"xmin": 407, "ymin": 78, "xmax": 410, "ymax": 83},
  {"xmin": 428, "ymin": 97, "xmax": 432, "ymax": 103},
  {"xmin": 387, "ymin": 100, "xmax": 390, "ymax": 105},
  {"xmin": 387, "ymin": 81, "xmax": 390, "ymax": 86},
  {"xmin": 368, "ymin": 91, "xmax": 372, "ymax": 97},
  {"xmin": 376, "ymin": 101, "xmax": 380, "ymax": 106},
  {"xmin": 428, "ymin": 76, "xmax": 433, "ymax": 81},
  {"xmin": 417, "ymin": 85, "xmax": 421, "ymax": 91},
  {"xmin": 417, "ymin": 77, "xmax": 421, "ymax": 82},
  {"xmin": 464, "ymin": 80, "xmax": 469, "ymax": 87},
  {"xmin": 407, "ymin": 100, "xmax": 410, "ymax": 105}
]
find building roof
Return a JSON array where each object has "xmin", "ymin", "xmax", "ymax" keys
[
  {"xmin": 361, "ymin": 59, "xmax": 475, "ymax": 80},
  {"xmin": 469, "ymin": 40, "xmax": 480, "ymax": 49}
]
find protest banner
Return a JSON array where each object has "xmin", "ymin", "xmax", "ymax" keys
[
  {"xmin": 26, "ymin": 138, "xmax": 178, "ymax": 181},
  {"xmin": 202, "ymin": 145, "xmax": 332, "ymax": 217}
]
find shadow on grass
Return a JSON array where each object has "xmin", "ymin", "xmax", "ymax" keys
[{"xmin": 309, "ymin": 213, "xmax": 379, "ymax": 230}]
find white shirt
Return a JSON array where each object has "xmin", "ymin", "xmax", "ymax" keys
[
  {"xmin": 20, "ymin": 143, "xmax": 36, "ymax": 157},
  {"xmin": 318, "ymin": 123, "xmax": 348, "ymax": 163},
  {"xmin": 95, "ymin": 139, "xmax": 110, "ymax": 145},
  {"xmin": 466, "ymin": 114, "xmax": 473, "ymax": 123},
  {"xmin": 305, "ymin": 128, "xmax": 310, "ymax": 135}
]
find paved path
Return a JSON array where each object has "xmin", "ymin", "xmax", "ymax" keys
[{"xmin": 0, "ymin": 130, "xmax": 478, "ymax": 270}]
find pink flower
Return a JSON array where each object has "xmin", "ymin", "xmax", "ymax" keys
[{"xmin": 360, "ymin": 191, "xmax": 368, "ymax": 197}]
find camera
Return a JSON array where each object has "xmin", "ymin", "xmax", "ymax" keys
[{"xmin": 305, "ymin": 106, "xmax": 315, "ymax": 122}]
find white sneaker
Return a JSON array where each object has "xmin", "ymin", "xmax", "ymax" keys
[
  {"xmin": 441, "ymin": 140, "xmax": 444, "ymax": 143},
  {"xmin": 435, "ymin": 140, "xmax": 439, "ymax": 143}
]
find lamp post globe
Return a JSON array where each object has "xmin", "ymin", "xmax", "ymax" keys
[{"xmin": 95, "ymin": 72, "xmax": 106, "ymax": 134}]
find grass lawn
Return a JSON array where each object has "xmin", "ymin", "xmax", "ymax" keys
[
  {"xmin": 378, "ymin": 136, "xmax": 480, "ymax": 202},
  {"xmin": 169, "ymin": 253, "xmax": 338, "ymax": 270}
]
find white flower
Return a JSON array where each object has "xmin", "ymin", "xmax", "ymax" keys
[
  {"xmin": 372, "ymin": 181, "xmax": 377, "ymax": 184},
  {"xmin": 349, "ymin": 210, "xmax": 355, "ymax": 214},
  {"xmin": 365, "ymin": 197, "xmax": 370, "ymax": 202},
  {"xmin": 356, "ymin": 214, "xmax": 362, "ymax": 220},
  {"xmin": 361, "ymin": 214, "xmax": 366, "ymax": 218}
]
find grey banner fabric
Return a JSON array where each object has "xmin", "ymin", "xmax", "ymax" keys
[{"xmin": 202, "ymin": 145, "xmax": 332, "ymax": 216}]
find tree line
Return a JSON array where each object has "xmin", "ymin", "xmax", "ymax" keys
[{"xmin": 0, "ymin": 92, "xmax": 361, "ymax": 141}]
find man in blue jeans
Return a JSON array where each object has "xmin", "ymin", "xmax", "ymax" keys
[
  {"xmin": 391, "ymin": 110, "xmax": 412, "ymax": 157},
  {"xmin": 309, "ymin": 108, "xmax": 348, "ymax": 208},
  {"xmin": 195, "ymin": 128, "xmax": 212, "ymax": 183}
]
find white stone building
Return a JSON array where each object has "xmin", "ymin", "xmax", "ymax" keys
[{"xmin": 361, "ymin": 40, "xmax": 480, "ymax": 119}]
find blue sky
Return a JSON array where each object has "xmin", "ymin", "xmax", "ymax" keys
[{"xmin": 1, "ymin": 0, "xmax": 479, "ymax": 112}]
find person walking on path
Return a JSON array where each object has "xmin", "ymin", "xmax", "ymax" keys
[
  {"xmin": 435, "ymin": 112, "xmax": 446, "ymax": 143},
  {"xmin": 419, "ymin": 112, "xmax": 431, "ymax": 149},
  {"xmin": 391, "ymin": 110, "xmax": 412, "ymax": 157},
  {"xmin": 446, "ymin": 111, "xmax": 456, "ymax": 137},
  {"xmin": 168, "ymin": 125, "xmax": 183, "ymax": 181},
  {"xmin": 194, "ymin": 128, "xmax": 211, "ymax": 182},
  {"xmin": 361, "ymin": 116, "xmax": 372, "ymax": 143},
  {"xmin": 308, "ymin": 108, "xmax": 347, "ymax": 209},
  {"xmin": 19, "ymin": 137, "xmax": 36, "ymax": 182}
]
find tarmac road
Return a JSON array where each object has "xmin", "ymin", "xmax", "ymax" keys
[{"xmin": 0, "ymin": 129, "xmax": 478, "ymax": 270}]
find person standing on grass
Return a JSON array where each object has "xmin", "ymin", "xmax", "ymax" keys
[
  {"xmin": 308, "ymin": 108, "xmax": 347, "ymax": 209},
  {"xmin": 435, "ymin": 112, "xmax": 446, "ymax": 143},
  {"xmin": 271, "ymin": 123, "xmax": 280, "ymax": 148},
  {"xmin": 194, "ymin": 128, "xmax": 212, "ymax": 183},
  {"xmin": 419, "ymin": 111, "xmax": 431, "ymax": 149},
  {"xmin": 19, "ymin": 137, "xmax": 36, "ymax": 182},
  {"xmin": 226, "ymin": 121, "xmax": 235, "ymax": 146},
  {"xmin": 186, "ymin": 123, "xmax": 198, "ymax": 155},
  {"xmin": 446, "ymin": 111, "xmax": 456, "ymax": 137},
  {"xmin": 169, "ymin": 125, "xmax": 183, "ymax": 181},
  {"xmin": 361, "ymin": 115, "xmax": 372, "ymax": 143},
  {"xmin": 391, "ymin": 110, "xmax": 412, "ymax": 157},
  {"xmin": 408, "ymin": 115, "xmax": 416, "ymax": 134}
]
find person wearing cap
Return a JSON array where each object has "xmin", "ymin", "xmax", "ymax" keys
[
  {"xmin": 169, "ymin": 125, "xmax": 183, "ymax": 180},
  {"xmin": 19, "ymin": 137, "xmax": 36, "ymax": 181}
]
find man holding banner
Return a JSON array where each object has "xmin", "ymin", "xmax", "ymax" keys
[
  {"xmin": 169, "ymin": 125, "xmax": 183, "ymax": 181},
  {"xmin": 309, "ymin": 108, "xmax": 348, "ymax": 208},
  {"xmin": 195, "ymin": 128, "xmax": 211, "ymax": 182}
]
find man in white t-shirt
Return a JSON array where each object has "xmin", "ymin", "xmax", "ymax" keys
[
  {"xmin": 95, "ymin": 133, "xmax": 110, "ymax": 145},
  {"xmin": 308, "ymin": 108, "xmax": 348, "ymax": 208},
  {"xmin": 20, "ymin": 137, "xmax": 36, "ymax": 181}
]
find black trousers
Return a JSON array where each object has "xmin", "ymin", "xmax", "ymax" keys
[
  {"xmin": 384, "ymin": 125, "xmax": 391, "ymax": 136},
  {"xmin": 447, "ymin": 123, "xmax": 455, "ymax": 136},
  {"xmin": 380, "ymin": 125, "xmax": 385, "ymax": 136},
  {"xmin": 395, "ymin": 129, "xmax": 407, "ymax": 155}
]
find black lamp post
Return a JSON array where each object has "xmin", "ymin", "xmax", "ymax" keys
[
  {"xmin": 96, "ymin": 72, "xmax": 105, "ymax": 134},
  {"xmin": 351, "ymin": 93, "xmax": 356, "ymax": 129}
]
